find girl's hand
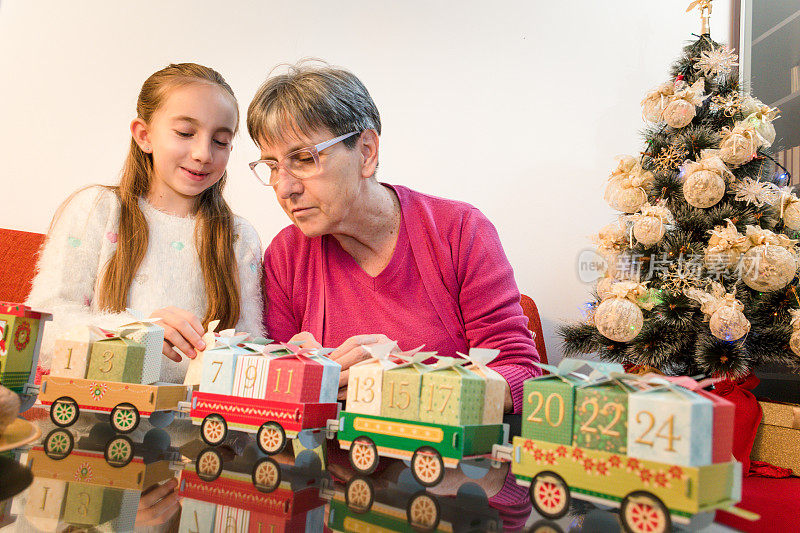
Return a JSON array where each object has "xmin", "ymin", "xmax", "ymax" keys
[
  {"xmin": 150, "ymin": 306, "xmax": 206, "ymax": 361},
  {"xmin": 329, "ymin": 334, "xmax": 394, "ymax": 388},
  {"xmin": 135, "ymin": 477, "xmax": 181, "ymax": 527}
]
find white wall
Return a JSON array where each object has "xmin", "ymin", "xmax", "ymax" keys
[{"xmin": 0, "ymin": 0, "xmax": 731, "ymax": 362}]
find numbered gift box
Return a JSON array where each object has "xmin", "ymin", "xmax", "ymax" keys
[
  {"xmin": 85, "ymin": 330, "xmax": 149, "ymax": 384},
  {"xmin": 462, "ymin": 348, "xmax": 506, "ymax": 425},
  {"xmin": 51, "ymin": 325, "xmax": 108, "ymax": 379},
  {"xmin": 419, "ymin": 357, "xmax": 485, "ymax": 426},
  {"xmin": 199, "ymin": 329, "xmax": 254, "ymax": 395},
  {"xmin": 625, "ymin": 377, "xmax": 713, "ymax": 466},
  {"xmin": 23, "ymin": 478, "xmax": 67, "ymax": 531},
  {"xmin": 61, "ymin": 483, "xmax": 124, "ymax": 527},
  {"xmin": 346, "ymin": 342, "xmax": 398, "ymax": 415},
  {"xmin": 178, "ymin": 498, "xmax": 217, "ymax": 533},
  {"xmin": 656, "ymin": 375, "xmax": 735, "ymax": 463},
  {"xmin": 572, "ymin": 367, "xmax": 634, "ymax": 454},
  {"xmin": 214, "ymin": 505, "xmax": 249, "ymax": 532},
  {"xmin": 265, "ymin": 346, "xmax": 323, "ymax": 403},
  {"xmin": 307, "ymin": 348, "xmax": 342, "ymax": 403},
  {"xmin": 0, "ymin": 303, "xmax": 51, "ymax": 392},
  {"xmin": 119, "ymin": 318, "xmax": 165, "ymax": 375},
  {"xmin": 230, "ymin": 345, "xmax": 284, "ymax": 399},
  {"xmin": 522, "ymin": 358, "xmax": 592, "ymax": 445},
  {"xmin": 380, "ymin": 350, "xmax": 435, "ymax": 421}
]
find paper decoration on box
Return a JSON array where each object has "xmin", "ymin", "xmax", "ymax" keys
[
  {"xmin": 306, "ymin": 350, "xmax": 341, "ymax": 403},
  {"xmin": 118, "ymin": 318, "xmax": 165, "ymax": 380},
  {"xmin": 265, "ymin": 345, "xmax": 323, "ymax": 403},
  {"xmin": 523, "ymin": 359, "xmax": 590, "ymax": 445},
  {"xmin": 24, "ymin": 478, "xmax": 67, "ymax": 531},
  {"xmin": 462, "ymin": 348, "xmax": 506, "ymax": 425},
  {"xmin": 62, "ymin": 483, "xmax": 124, "ymax": 526},
  {"xmin": 199, "ymin": 328, "xmax": 254, "ymax": 395},
  {"xmin": 419, "ymin": 357, "xmax": 485, "ymax": 425},
  {"xmin": 346, "ymin": 342, "xmax": 398, "ymax": 415},
  {"xmin": 624, "ymin": 375, "xmax": 713, "ymax": 466},
  {"xmin": 85, "ymin": 330, "xmax": 149, "ymax": 384},
  {"xmin": 0, "ymin": 303, "xmax": 51, "ymax": 392},
  {"xmin": 380, "ymin": 350, "xmax": 435, "ymax": 421},
  {"xmin": 184, "ymin": 320, "xmax": 220, "ymax": 386},
  {"xmin": 178, "ymin": 498, "xmax": 217, "ymax": 533},
  {"xmin": 51, "ymin": 325, "xmax": 108, "ymax": 379}
]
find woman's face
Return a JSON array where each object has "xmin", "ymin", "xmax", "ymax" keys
[
  {"xmin": 133, "ymin": 83, "xmax": 237, "ymax": 202},
  {"xmin": 259, "ymin": 128, "xmax": 367, "ymax": 237}
]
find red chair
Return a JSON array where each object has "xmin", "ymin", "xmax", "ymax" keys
[
  {"xmin": 520, "ymin": 293, "xmax": 547, "ymax": 365},
  {"xmin": 0, "ymin": 228, "xmax": 45, "ymax": 303}
]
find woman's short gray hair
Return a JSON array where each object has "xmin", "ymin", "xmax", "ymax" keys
[{"xmin": 247, "ymin": 61, "xmax": 381, "ymax": 149}]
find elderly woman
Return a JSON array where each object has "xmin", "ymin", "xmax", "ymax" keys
[{"xmin": 247, "ymin": 64, "xmax": 539, "ymax": 525}]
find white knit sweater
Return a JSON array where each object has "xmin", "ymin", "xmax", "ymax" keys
[{"xmin": 27, "ymin": 186, "xmax": 265, "ymax": 383}]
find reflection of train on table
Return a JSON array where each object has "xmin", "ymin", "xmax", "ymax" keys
[
  {"xmin": 20, "ymin": 425, "xmax": 180, "ymax": 531},
  {"xmin": 179, "ymin": 446, "xmax": 331, "ymax": 532},
  {"xmin": 330, "ymin": 474, "xmax": 501, "ymax": 533}
]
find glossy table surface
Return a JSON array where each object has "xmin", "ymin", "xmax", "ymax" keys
[{"xmin": 0, "ymin": 408, "xmax": 739, "ymax": 532}]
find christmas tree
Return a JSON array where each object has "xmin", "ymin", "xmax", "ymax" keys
[{"xmin": 560, "ymin": 0, "xmax": 798, "ymax": 380}]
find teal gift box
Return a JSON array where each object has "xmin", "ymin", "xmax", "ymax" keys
[{"xmin": 626, "ymin": 377, "xmax": 713, "ymax": 466}]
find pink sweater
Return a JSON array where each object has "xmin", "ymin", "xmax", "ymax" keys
[
  {"xmin": 263, "ymin": 184, "xmax": 541, "ymax": 413},
  {"xmin": 264, "ymin": 185, "xmax": 541, "ymax": 529}
]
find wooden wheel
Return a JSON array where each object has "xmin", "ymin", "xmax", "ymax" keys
[
  {"xmin": 349, "ymin": 436, "xmax": 379, "ymax": 475},
  {"xmin": 110, "ymin": 403, "xmax": 140, "ymax": 433},
  {"xmin": 252, "ymin": 457, "xmax": 281, "ymax": 492},
  {"xmin": 44, "ymin": 429, "xmax": 73, "ymax": 459},
  {"xmin": 50, "ymin": 397, "xmax": 79, "ymax": 427},
  {"xmin": 345, "ymin": 477, "xmax": 374, "ymax": 513},
  {"xmin": 256, "ymin": 422, "xmax": 286, "ymax": 455},
  {"xmin": 411, "ymin": 447, "xmax": 445, "ymax": 487},
  {"xmin": 530, "ymin": 471, "xmax": 571, "ymax": 519},
  {"xmin": 406, "ymin": 491, "xmax": 441, "ymax": 531},
  {"xmin": 104, "ymin": 436, "xmax": 134, "ymax": 467},
  {"xmin": 196, "ymin": 448, "xmax": 223, "ymax": 482},
  {"xmin": 621, "ymin": 491, "xmax": 671, "ymax": 533},
  {"xmin": 200, "ymin": 414, "xmax": 227, "ymax": 446}
]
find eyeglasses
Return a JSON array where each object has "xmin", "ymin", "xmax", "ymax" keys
[{"xmin": 249, "ymin": 131, "xmax": 359, "ymax": 187}]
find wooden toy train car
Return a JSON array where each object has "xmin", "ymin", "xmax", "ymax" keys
[
  {"xmin": 492, "ymin": 359, "xmax": 757, "ymax": 533},
  {"xmin": 0, "ymin": 302, "xmax": 52, "ymax": 410}
]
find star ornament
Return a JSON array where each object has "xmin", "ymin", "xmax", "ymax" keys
[
  {"xmin": 652, "ymin": 144, "xmax": 689, "ymax": 174},
  {"xmin": 711, "ymin": 92, "xmax": 743, "ymax": 117},
  {"xmin": 732, "ymin": 177, "xmax": 779, "ymax": 207},
  {"xmin": 694, "ymin": 47, "xmax": 739, "ymax": 77}
]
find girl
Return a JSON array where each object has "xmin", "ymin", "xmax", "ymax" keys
[{"xmin": 28, "ymin": 63, "xmax": 264, "ymax": 384}]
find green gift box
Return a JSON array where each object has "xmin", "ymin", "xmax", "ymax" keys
[
  {"xmin": 573, "ymin": 376, "xmax": 635, "ymax": 454},
  {"xmin": 86, "ymin": 333, "xmax": 146, "ymax": 383},
  {"xmin": 522, "ymin": 359, "xmax": 591, "ymax": 444},
  {"xmin": 380, "ymin": 349, "xmax": 433, "ymax": 421},
  {"xmin": 419, "ymin": 357, "xmax": 485, "ymax": 426},
  {"xmin": 62, "ymin": 483, "xmax": 123, "ymax": 526}
]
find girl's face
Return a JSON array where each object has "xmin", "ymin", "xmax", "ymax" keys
[{"xmin": 132, "ymin": 83, "xmax": 238, "ymax": 206}]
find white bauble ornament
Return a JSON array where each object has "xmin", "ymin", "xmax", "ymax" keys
[
  {"xmin": 784, "ymin": 201, "xmax": 800, "ymax": 231},
  {"xmin": 720, "ymin": 129, "xmax": 758, "ymax": 167},
  {"xmin": 595, "ymin": 298, "xmax": 644, "ymax": 342},
  {"xmin": 663, "ymin": 99, "xmax": 696, "ymax": 128},
  {"xmin": 755, "ymin": 121, "xmax": 776, "ymax": 147},
  {"xmin": 633, "ymin": 216, "xmax": 666, "ymax": 245},
  {"xmin": 709, "ymin": 305, "xmax": 751, "ymax": 341},
  {"xmin": 608, "ymin": 186, "xmax": 648, "ymax": 214},
  {"xmin": 740, "ymin": 245, "xmax": 797, "ymax": 292},
  {"xmin": 683, "ymin": 170, "xmax": 726, "ymax": 208}
]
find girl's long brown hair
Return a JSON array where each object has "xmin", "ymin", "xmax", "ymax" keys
[{"xmin": 97, "ymin": 63, "xmax": 241, "ymax": 329}]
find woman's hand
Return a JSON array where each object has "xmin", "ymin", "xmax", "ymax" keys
[
  {"xmin": 135, "ymin": 477, "xmax": 181, "ymax": 528},
  {"xmin": 149, "ymin": 307, "xmax": 206, "ymax": 362},
  {"xmin": 288, "ymin": 331, "xmax": 323, "ymax": 350},
  {"xmin": 329, "ymin": 334, "xmax": 394, "ymax": 389}
]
